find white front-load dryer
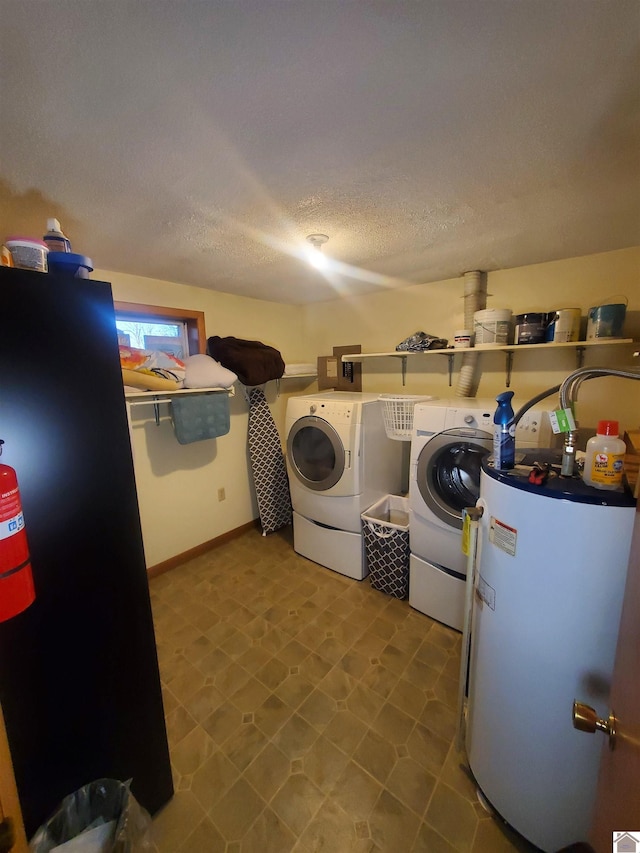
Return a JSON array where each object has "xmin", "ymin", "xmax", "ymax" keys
[
  {"xmin": 286, "ymin": 392, "xmax": 403, "ymax": 580},
  {"xmin": 408, "ymin": 399, "xmax": 552, "ymax": 630}
]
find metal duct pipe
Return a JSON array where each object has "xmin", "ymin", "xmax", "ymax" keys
[
  {"xmin": 558, "ymin": 366, "xmax": 640, "ymax": 475},
  {"xmin": 455, "ymin": 270, "xmax": 487, "ymax": 397}
]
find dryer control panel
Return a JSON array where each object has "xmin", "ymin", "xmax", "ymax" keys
[
  {"xmin": 286, "ymin": 392, "xmax": 383, "ymax": 427},
  {"xmin": 306, "ymin": 401, "xmax": 354, "ymax": 423}
]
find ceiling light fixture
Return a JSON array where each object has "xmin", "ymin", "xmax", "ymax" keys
[{"xmin": 305, "ymin": 233, "xmax": 329, "ymax": 270}]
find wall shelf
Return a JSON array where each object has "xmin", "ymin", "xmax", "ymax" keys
[
  {"xmin": 275, "ymin": 373, "xmax": 317, "ymax": 397},
  {"xmin": 125, "ymin": 386, "xmax": 235, "ymax": 400},
  {"xmin": 125, "ymin": 385, "xmax": 235, "ymax": 429},
  {"xmin": 341, "ymin": 339, "xmax": 637, "ymax": 387}
]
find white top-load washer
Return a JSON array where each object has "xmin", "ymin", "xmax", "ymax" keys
[
  {"xmin": 286, "ymin": 391, "xmax": 404, "ymax": 579},
  {"xmin": 409, "ymin": 398, "xmax": 552, "ymax": 629}
]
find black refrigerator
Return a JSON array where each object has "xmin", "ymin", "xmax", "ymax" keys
[{"xmin": 0, "ymin": 266, "xmax": 173, "ymax": 838}]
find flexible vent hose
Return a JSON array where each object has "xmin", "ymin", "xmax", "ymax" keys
[{"xmin": 455, "ymin": 270, "xmax": 487, "ymax": 397}]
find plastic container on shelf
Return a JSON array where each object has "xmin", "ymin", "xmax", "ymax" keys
[
  {"xmin": 47, "ymin": 251, "xmax": 93, "ymax": 278},
  {"xmin": 473, "ymin": 308, "xmax": 512, "ymax": 346},
  {"xmin": 586, "ymin": 300, "xmax": 627, "ymax": 339},
  {"xmin": 493, "ymin": 390, "xmax": 515, "ymax": 470},
  {"xmin": 43, "ymin": 217, "xmax": 72, "ymax": 252},
  {"xmin": 513, "ymin": 312, "xmax": 549, "ymax": 344},
  {"xmin": 582, "ymin": 420, "xmax": 626, "ymax": 490},
  {"xmin": 378, "ymin": 394, "xmax": 436, "ymax": 440},
  {"xmin": 545, "ymin": 308, "xmax": 581, "ymax": 343},
  {"xmin": 454, "ymin": 329, "xmax": 473, "ymax": 348},
  {"xmin": 5, "ymin": 236, "xmax": 48, "ymax": 272}
]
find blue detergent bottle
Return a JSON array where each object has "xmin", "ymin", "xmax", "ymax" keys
[{"xmin": 493, "ymin": 391, "xmax": 515, "ymax": 470}]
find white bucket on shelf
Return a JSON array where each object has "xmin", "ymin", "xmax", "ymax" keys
[
  {"xmin": 473, "ymin": 308, "xmax": 512, "ymax": 346},
  {"xmin": 545, "ymin": 308, "xmax": 581, "ymax": 343}
]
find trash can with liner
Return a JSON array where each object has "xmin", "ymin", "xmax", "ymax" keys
[
  {"xmin": 28, "ymin": 778, "xmax": 152, "ymax": 852},
  {"xmin": 361, "ymin": 494, "xmax": 410, "ymax": 598}
]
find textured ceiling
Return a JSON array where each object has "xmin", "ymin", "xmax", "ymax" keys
[{"xmin": 1, "ymin": 1, "xmax": 639, "ymax": 304}]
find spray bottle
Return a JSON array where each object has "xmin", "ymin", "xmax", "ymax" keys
[
  {"xmin": 493, "ymin": 391, "xmax": 515, "ymax": 470},
  {"xmin": 43, "ymin": 218, "xmax": 71, "ymax": 253}
]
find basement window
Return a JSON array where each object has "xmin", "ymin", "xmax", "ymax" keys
[{"xmin": 114, "ymin": 302, "xmax": 206, "ymax": 359}]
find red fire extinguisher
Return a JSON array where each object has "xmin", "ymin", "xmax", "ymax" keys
[{"xmin": 0, "ymin": 440, "xmax": 35, "ymax": 622}]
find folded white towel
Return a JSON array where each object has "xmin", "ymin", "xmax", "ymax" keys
[
  {"xmin": 184, "ymin": 354, "xmax": 238, "ymax": 388},
  {"xmin": 284, "ymin": 363, "xmax": 316, "ymax": 376}
]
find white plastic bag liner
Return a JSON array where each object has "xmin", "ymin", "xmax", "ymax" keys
[
  {"xmin": 51, "ymin": 821, "xmax": 116, "ymax": 852},
  {"xmin": 29, "ymin": 779, "xmax": 152, "ymax": 853}
]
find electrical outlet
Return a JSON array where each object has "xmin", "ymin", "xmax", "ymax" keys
[{"xmin": 217, "ymin": 487, "xmax": 226, "ymax": 502}]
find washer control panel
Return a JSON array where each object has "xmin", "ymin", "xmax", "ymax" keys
[
  {"xmin": 413, "ymin": 400, "xmax": 552, "ymax": 448},
  {"xmin": 445, "ymin": 406, "xmax": 493, "ymax": 430}
]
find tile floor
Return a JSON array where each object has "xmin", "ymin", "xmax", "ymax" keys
[{"xmin": 148, "ymin": 526, "xmax": 538, "ymax": 852}]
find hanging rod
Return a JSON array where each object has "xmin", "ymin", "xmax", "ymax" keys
[
  {"xmin": 127, "ymin": 397, "xmax": 173, "ymax": 408},
  {"xmin": 125, "ymin": 387, "xmax": 234, "ymax": 426}
]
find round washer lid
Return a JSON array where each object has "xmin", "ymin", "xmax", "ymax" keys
[{"xmin": 416, "ymin": 427, "xmax": 492, "ymax": 528}]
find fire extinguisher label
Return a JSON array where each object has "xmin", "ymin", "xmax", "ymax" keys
[
  {"xmin": 0, "ymin": 511, "xmax": 25, "ymax": 541},
  {"xmin": 0, "ymin": 485, "xmax": 21, "ymax": 520}
]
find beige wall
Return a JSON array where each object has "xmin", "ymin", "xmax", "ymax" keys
[
  {"xmin": 95, "ymin": 268, "xmax": 317, "ymax": 568},
  {"xmin": 96, "ymin": 247, "xmax": 639, "ymax": 568},
  {"xmin": 302, "ymin": 247, "xmax": 640, "ymax": 431}
]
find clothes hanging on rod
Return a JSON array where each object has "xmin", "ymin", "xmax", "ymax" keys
[{"xmin": 171, "ymin": 393, "xmax": 230, "ymax": 444}]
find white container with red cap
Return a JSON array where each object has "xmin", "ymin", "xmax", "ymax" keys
[
  {"xmin": 582, "ymin": 420, "xmax": 626, "ymax": 490},
  {"xmin": 5, "ymin": 237, "xmax": 48, "ymax": 272}
]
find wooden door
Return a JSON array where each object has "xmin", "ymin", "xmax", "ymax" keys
[
  {"xmin": 0, "ymin": 267, "xmax": 173, "ymax": 838},
  {"xmin": 589, "ymin": 506, "xmax": 640, "ymax": 850},
  {"xmin": 0, "ymin": 704, "xmax": 27, "ymax": 853}
]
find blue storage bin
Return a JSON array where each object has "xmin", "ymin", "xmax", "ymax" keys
[{"xmin": 47, "ymin": 252, "xmax": 93, "ymax": 278}]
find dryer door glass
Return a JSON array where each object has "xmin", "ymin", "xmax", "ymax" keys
[
  {"xmin": 416, "ymin": 428, "xmax": 492, "ymax": 529},
  {"xmin": 287, "ymin": 416, "xmax": 346, "ymax": 491}
]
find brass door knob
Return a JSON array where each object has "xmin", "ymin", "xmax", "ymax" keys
[
  {"xmin": 0, "ymin": 817, "xmax": 15, "ymax": 853},
  {"xmin": 572, "ymin": 701, "xmax": 616, "ymax": 749}
]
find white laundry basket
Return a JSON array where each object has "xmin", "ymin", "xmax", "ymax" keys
[
  {"xmin": 378, "ymin": 394, "xmax": 435, "ymax": 441},
  {"xmin": 361, "ymin": 495, "xmax": 410, "ymax": 598}
]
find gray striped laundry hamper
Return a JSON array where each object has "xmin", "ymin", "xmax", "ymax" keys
[{"xmin": 361, "ymin": 495, "xmax": 410, "ymax": 599}]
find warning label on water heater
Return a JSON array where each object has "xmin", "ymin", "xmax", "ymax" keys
[
  {"xmin": 489, "ymin": 516, "xmax": 517, "ymax": 556},
  {"xmin": 476, "ymin": 575, "xmax": 496, "ymax": 610}
]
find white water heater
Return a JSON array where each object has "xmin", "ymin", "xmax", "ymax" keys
[{"xmin": 466, "ymin": 451, "xmax": 635, "ymax": 852}]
